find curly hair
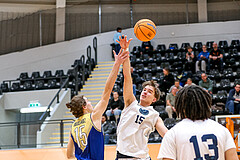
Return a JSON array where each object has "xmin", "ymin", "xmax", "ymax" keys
[
  {"xmin": 175, "ymin": 85, "xmax": 212, "ymax": 121},
  {"xmin": 142, "ymin": 80, "xmax": 161, "ymax": 101},
  {"xmin": 66, "ymin": 95, "xmax": 86, "ymax": 118}
]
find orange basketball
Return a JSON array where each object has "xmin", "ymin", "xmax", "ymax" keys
[{"xmin": 134, "ymin": 19, "xmax": 156, "ymax": 42}]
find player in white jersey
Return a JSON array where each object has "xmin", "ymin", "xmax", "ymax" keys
[
  {"xmin": 158, "ymin": 85, "xmax": 238, "ymax": 160},
  {"xmin": 116, "ymin": 36, "xmax": 168, "ymax": 159}
]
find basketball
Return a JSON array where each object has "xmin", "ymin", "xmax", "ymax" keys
[{"xmin": 134, "ymin": 19, "xmax": 156, "ymax": 42}]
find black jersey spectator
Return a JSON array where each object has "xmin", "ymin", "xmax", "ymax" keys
[
  {"xmin": 161, "ymin": 67, "xmax": 175, "ymax": 93},
  {"xmin": 209, "ymin": 42, "xmax": 223, "ymax": 72},
  {"xmin": 105, "ymin": 91, "xmax": 124, "ymax": 123}
]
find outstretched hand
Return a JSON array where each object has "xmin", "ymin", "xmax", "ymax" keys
[
  {"xmin": 114, "ymin": 48, "xmax": 129, "ymax": 64},
  {"xmin": 116, "ymin": 35, "xmax": 133, "ymax": 50}
]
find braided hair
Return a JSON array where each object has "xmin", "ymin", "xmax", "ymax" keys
[
  {"xmin": 175, "ymin": 85, "xmax": 212, "ymax": 121},
  {"xmin": 142, "ymin": 80, "xmax": 161, "ymax": 101},
  {"xmin": 66, "ymin": 95, "xmax": 86, "ymax": 118}
]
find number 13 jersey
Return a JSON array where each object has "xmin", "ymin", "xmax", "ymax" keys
[
  {"xmin": 158, "ymin": 118, "xmax": 236, "ymax": 160},
  {"xmin": 71, "ymin": 113, "xmax": 104, "ymax": 160},
  {"xmin": 116, "ymin": 100, "xmax": 159, "ymax": 159}
]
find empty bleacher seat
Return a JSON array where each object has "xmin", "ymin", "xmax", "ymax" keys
[
  {"xmin": 35, "ymin": 80, "xmax": 45, "ymax": 90},
  {"xmin": 19, "ymin": 72, "xmax": 29, "ymax": 80},
  {"xmin": 218, "ymin": 40, "xmax": 228, "ymax": 51},
  {"xmin": 180, "ymin": 42, "xmax": 190, "ymax": 51},
  {"xmin": 31, "ymin": 71, "xmax": 41, "ymax": 79},
  {"xmin": 11, "ymin": 82, "xmax": 22, "ymax": 91},
  {"xmin": 206, "ymin": 41, "xmax": 214, "ymax": 51},
  {"xmin": 23, "ymin": 81, "xmax": 34, "ymax": 90},
  {"xmin": 1, "ymin": 83, "xmax": 9, "ymax": 92},
  {"xmin": 156, "ymin": 44, "xmax": 166, "ymax": 54},
  {"xmin": 43, "ymin": 71, "xmax": 53, "ymax": 78},
  {"xmin": 193, "ymin": 42, "xmax": 203, "ymax": 51},
  {"xmin": 230, "ymin": 39, "xmax": 240, "ymax": 50}
]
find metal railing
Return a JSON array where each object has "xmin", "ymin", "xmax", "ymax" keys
[{"xmin": 0, "ymin": 119, "xmax": 74, "ymax": 149}]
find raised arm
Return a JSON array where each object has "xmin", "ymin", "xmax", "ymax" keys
[
  {"xmin": 117, "ymin": 36, "xmax": 136, "ymax": 107},
  {"xmin": 91, "ymin": 49, "xmax": 129, "ymax": 127}
]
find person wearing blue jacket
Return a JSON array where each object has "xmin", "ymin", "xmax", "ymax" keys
[
  {"xmin": 195, "ymin": 45, "xmax": 209, "ymax": 72},
  {"xmin": 225, "ymin": 83, "xmax": 240, "ymax": 114}
]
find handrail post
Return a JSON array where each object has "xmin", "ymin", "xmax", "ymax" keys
[
  {"xmin": 80, "ymin": 55, "xmax": 85, "ymax": 85},
  {"xmin": 93, "ymin": 37, "xmax": 97, "ymax": 65},
  {"xmin": 60, "ymin": 120, "xmax": 64, "ymax": 147},
  {"xmin": 74, "ymin": 65, "xmax": 78, "ymax": 95},
  {"xmin": 17, "ymin": 122, "xmax": 21, "ymax": 148},
  {"xmin": 57, "ymin": 94, "xmax": 59, "ymax": 103},
  {"xmin": 87, "ymin": 45, "xmax": 91, "ymax": 71}
]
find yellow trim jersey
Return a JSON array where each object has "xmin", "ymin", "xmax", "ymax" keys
[{"xmin": 71, "ymin": 113, "xmax": 104, "ymax": 160}]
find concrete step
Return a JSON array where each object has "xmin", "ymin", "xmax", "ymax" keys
[
  {"xmin": 85, "ymin": 80, "xmax": 106, "ymax": 85},
  {"xmin": 97, "ymin": 61, "xmax": 114, "ymax": 65},
  {"xmin": 82, "ymin": 84, "xmax": 105, "ymax": 88},
  {"xmin": 80, "ymin": 87, "xmax": 105, "ymax": 91},
  {"xmin": 79, "ymin": 90, "xmax": 103, "ymax": 95}
]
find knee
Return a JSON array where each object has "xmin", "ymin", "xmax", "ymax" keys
[
  {"xmin": 165, "ymin": 106, "xmax": 172, "ymax": 112},
  {"xmin": 229, "ymin": 100, "xmax": 234, "ymax": 104},
  {"xmin": 106, "ymin": 110, "xmax": 111, "ymax": 116},
  {"xmin": 114, "ymin": 109, "xmax": 121, "ymax": 115}
]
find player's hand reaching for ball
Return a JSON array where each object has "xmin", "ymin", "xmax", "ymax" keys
[
  {"xmin": 114, "ymin": 48, "xmax": 129, "ymax": 64},
  {"xmin": 117, "ymin": 35, "xmax": 132, "ymax": 50}
]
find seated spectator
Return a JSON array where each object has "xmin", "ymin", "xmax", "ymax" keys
[
  {"xmin": 199, "ymin": 73, "xmax": 213, "ymax": 94},
  {"xmin": 169, "ymin": 79, "xmax": 183, "ymax": 93},
  {"xmin": 101, "ymin": 114, "xmax": 116, "ymax": 144},
  {"xmin": 165, "ymin": 87, "xmax": 177, "ymax": 118},
  {"xmin": 161, "ymin": 67, "xmax": 175, "ymax": 93},
  {"xmin": 184, "ymin": 78, "xmax": 196, "ymax": 87},
  {"xmin": 105, "ymin": 91, "xmax": 124, "ymax": 123},
  {"xmin": 209, "ymin": 42, "xmax": 223, "ymax": 72},
  {"xmin": 225, "ymin": 83, "xmax": 240, "ymax": 114},
  {"xmin": 185, "ymin": 46, "xmax": 195, "ymax": 73},
  {"xmin": 196, "ymin": 44, "xmax": 209, "ymax": 72}
]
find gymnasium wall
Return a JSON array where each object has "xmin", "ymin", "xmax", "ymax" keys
[
  {"xmin": 0, "ymin": 1, "xmax": 239, "ymax": 55},
  {"xmin": 3, "ymin": 89, "xmax": 63, "ymax": 110},
  {"xmin": 0, "ymin": 20, "xmax": 239, "ymax": 84}
]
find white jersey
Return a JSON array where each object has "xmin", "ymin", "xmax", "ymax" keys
[
  {"xmin": 158, "ymin": 118, "xmax": 236, "ymax": 160},
  {"xmin": 117, "ymin": 100, "xmax": 159, "ymax": 159}
]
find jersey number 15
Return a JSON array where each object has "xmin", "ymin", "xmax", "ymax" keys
[{"xmin": 135, "ymin": 115, "xmax": 145, "ymax": 124}]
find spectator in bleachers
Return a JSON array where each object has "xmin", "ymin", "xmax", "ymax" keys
[
  {"xmin": 113, "ymin": 27, "xmax": 122, "ymax": 55},
  {"xmin": 196, "ymin": 44, "xmax": 209, "ymax": 73},
  {"xmin": 169, "ymin": 79, "xmax": 183, "ymax": 93},
  {"xmin": 101, "ymin": 114, "xmax": 116, "ymax": 144},
  {"xmin": 185, "ymin": 46, "xmax": 195, "ymax": 73},
  {"xmin": 161, "ymin": 67, "xmax": 175, "ymax": 93},
  {"xmin": 209, "ymin": 42, "xmax": 223, "ymax": 72},
  {"xmin": 184, "ymin": 78, "xmax": 196, "ymax": 87},
  {"xmin": 106, "ymin": 91, "xmax": 124, "ymax": 123},
  {"xmin": 199, "ymin": 73, "xmax": 213, "ymax": 94},
  {"xmin": 225, "ymin": 83, "xmax": 240, "ymax": 114},
  {"xmin": 166, "ymin": 87, "xmax": 177, "ymax": 118}
]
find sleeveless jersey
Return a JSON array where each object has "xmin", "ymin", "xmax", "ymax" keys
[
  {"xmin": 116, "ymin": 100, "xmax": 159, "ymax": 159},
  {"xmin": 158, "ymin": 118, "xmax": 236, "ymax": 160},
  {"xmin": 71, "ymin": 113, "xmax": 104, "ymax": 160}
]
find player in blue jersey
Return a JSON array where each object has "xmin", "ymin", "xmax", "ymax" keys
[{"xmin": 66, "ymin": 49, "xmax": 129, "ymax": 160}]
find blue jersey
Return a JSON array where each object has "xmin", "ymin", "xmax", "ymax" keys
[{"xmin": 71, "ymin": 113, "xmax": 104, "ymax": 160}]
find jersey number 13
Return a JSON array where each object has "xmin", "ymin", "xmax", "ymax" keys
[{"xmin": 190, "ymin": 134, "xmax": 219, "ymax": 160}]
